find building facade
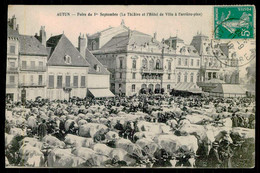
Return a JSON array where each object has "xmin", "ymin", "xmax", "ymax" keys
[
  {"xmin": 6, "ymin": 17, "xmax": 19, "ymax": 101},
  {"xmin": 18, "ymin": 34, "xmax": 48, "ymax": 101},
  {"xmin": 88, "ymin": 22, "xmax": 239, "ymax": 96},
  {"xmin": 46, "ymin": 34, "xmax": 90, "ymax": 100},
  {"xmin": 90, "ymin": 22, "xmax": 202, "ymax": 96}
]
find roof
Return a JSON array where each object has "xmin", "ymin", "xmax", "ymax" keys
[
  {"xmin": 174, "ymin": 82, "xmax": 202, "ymax": 93},
  {"xmin": 100, "ymin": 30, "xmax": 164, "ymax": 52},
  {"xmin": 204, "ymin": 78, "xmax": 226, "ymax": 84},
  {"xmin": 46, "ymin": 34, "xmax": 90, "ymax": 67},
  {"xmin": 211, "ymin": 84, "xmax": 246, "ymax": 94},
  {"xmin": 19, "ymin": 35, "xmax": 48, "ymax": 56},
  {"xmin": 166, "ymin": 36, "xmax": 184, "ymax": 42},
  {"xmin": 85, "ymin": 48, "xmax": 110, "ymax": 75},
  {"xmin": 88, "ymin": 88, "xmax": 115, "ymax": 98},
  {"xmin": 7, "ymin": 25, "xmax": 19, "ymax": 38}
]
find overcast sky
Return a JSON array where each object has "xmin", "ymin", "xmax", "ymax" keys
[
  {"xmin": 8, "ymin": 5, "xmax": 214, "ymax": 46},
  {"xmin": 8, "ymin": 5, "xmax": 255, "ymax": 78}
]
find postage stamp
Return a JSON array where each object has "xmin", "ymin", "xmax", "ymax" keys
[{"xmin": 214, "ymin": 6, "xmax": 254, "ymax": 39}]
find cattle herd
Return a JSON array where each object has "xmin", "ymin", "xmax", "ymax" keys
[{"xmin": 5, "ymin": 94, "xmax": 255, "ymax": 168}]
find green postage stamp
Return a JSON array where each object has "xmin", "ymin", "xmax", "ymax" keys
[{"xmin": 214, "ymin": 6, "xmax": 254, "ymax": 39}]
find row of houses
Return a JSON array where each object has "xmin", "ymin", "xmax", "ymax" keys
[
  {"xmin": 6, "ymin": 16, "xmax": 243, "ymax": 101},
  {"xmin": 6, "ymin": 16, "xmax": 112, "ymax": 102}
]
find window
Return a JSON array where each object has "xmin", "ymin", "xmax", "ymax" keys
[
  {"xmin": 81, "ymin": 76, "xmax": 86, "ymax": 87},
  {"xmin": 64, "ymin": 55, "xmax": 71, "ymax": 64},
  {"xmin": 197, "ymin": 74, "xmax": 200, "ymax": 82},
  {"xmin": 39, "ymin": 61, "xmax": 43, "ymax": 68},
  {"xmin": 31, "ymin": 61, "xmax": 35, "ymax": 69},
  {"xmin": 156, "ymin": 59, "xmax": 160, "ymax": 69},
  {"xmin": 9, "ymin": 76, "xmax": 15, "ymax": 83},
  {"xmin": 66, "ymin": 76, "xmax": 70, "ymax": 87},
  {"xmin": 30, "ymin": 75, "xmax": 34, "ymax": 84},
  {"xmin": 132, "ymin": 84, "xmax": 136, "ymax": 92},
  {"xmin": 49, "ymin": 75, "xmax": 54, "ymax": 88},
  {"xmin": 73, "ymin": 76, "xmax": 78, "ymax": 87},
  {"xmin": 191, "ymin": 59, "xmax": 194, "ymax": 66},
  {"xmin": 111, "ymin": 73, "xmax": 115, "ymax": 79},
  {"xmin": 132, "ymin": 73, "xmax": 136, "ymax": 79},
  {"xmin": 168, "ymin": 74, "xmax": 171, "ymax": 80},
  {"xmin": 10, "ymin": 45, "xmax": 15, "ymax": 54},
  {"xmin": 22, "ymin": 61, "xmax": 27, "ymax": 69},
  {"xmin": 168, "ymin": 61, "xmax": 171, "ymax": 70},
  {"xmin": 57, "ymin": 76, "xmax": 62, "ymax": 88},
  {"xmin": 38, "ymin": 75, "xmax": 43, "ymax": 85},
  {"xmin": 185, "ymin": 59, "xmax": 188, "ymax": 66},
  {"xmin": 91, "ymin": 41, "xmax": 96, "ymax": 50},
  {"xmin": 190, "ymin": 73, "xmax": 194, "ymax": 83},
  {"xmin": 197, "ymin": 59, "xmax": 200, "ymax": 66},
  {"xmin": 142, "ymin": 59, "xmax": 148, "ymax": 69},
  {"xmin": 184, "ymin": 74, "xmax": 187, "ymax": 82},
  {"xmin": 178, "ymin": 58, "xmax": 181, "ymax": 65},
  {"xmin": 120, "ymin": 59, "xmax": 123, "ymax": 69},
  {"xmin": 132, "ymin": 59, "xmax": 136, "ymax": 69},
  {"xmin": 167, "ymin": 84, "xmax": 171, "ymax": 90},
  {"xmin": 178, "ymin": 73, "xmax": 181, "ymax": 82},
  {"xmin": 9, "ymin": 62, "xmax": 15, "ymax": 68}
]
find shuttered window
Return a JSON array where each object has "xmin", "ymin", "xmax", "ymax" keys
[
  {"xmin": 66, "ymin": 76, "xmax": 70, "ymax": 87},
  {"xmin": 81, "ymin": 76, "xmax": 86, "ymax": 87},
  {"xmin": 73, "ymin": 76, "xmax": 78, "ymax": 87},
  {"xmin": 57, "ymin": 76, "xmax": 62, "ymax": 88},
  {"xmin": 49, "ymin": 75, "xmax": 54, "ymax": 88}
]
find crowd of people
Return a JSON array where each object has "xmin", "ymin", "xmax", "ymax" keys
[{"xmin": 5, "ymin": 94, "xmax": 255, "ymax": 168}]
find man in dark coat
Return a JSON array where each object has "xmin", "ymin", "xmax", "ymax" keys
[
  {"xmin": 219, "ymin": 139, "xmax": 233, "ymax": 168},
  {"xmin": 38, "ymin": 119, "xmax": 47, "ymax": 141},
  {"xmin": 208, "ymin": 141, "xmax": 222, "ymax": 168}
]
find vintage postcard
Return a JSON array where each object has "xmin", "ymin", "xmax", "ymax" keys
[{"xmin": 6, "ymin": 5, "xmax": 255, "ymax": 168}]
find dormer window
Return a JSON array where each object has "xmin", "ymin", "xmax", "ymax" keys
[
  {"xmin": 94, "ymin": 64, "xmax": 101, "ymax": 72},
  {"xmin": 64, "ymin": 55, "xmax": 71, "ymax": 64}
]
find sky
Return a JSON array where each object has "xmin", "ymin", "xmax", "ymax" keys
[
  {"xmin": 8, "ymin": 5, "xmax": 255, "ymax": 79},
  {"xmin": 8, "ymin": 5, "xmax": 214, "ymax": 46}
]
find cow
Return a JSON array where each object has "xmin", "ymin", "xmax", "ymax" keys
[
  {"xmin": 78, "ymin": 123, "xmax": 108, "ymax": 138},
  {"xmin": 47, "ymin": 148, "xmax": 85, "ymax": 167},
  {"xmin": 19, "ymin": 144, "xmax": 44, "ymax": 167},
  {"xmin": 92, "ymin": 143, "xmax": 112, "ymax": 156},
  {"xmin": 136, "ymin": 138, "xmax": 159, "ymax": 157},
  {"xmin": 19, "ymin": 137, "xmax": 43, "ymax": 150},
  {"xmin": 42, "ymin": 135, "xmax": 65, "ymax": 148},
  {"xmin": 64, "ymin": 134, "xmax": 94, "ymax": 148}
]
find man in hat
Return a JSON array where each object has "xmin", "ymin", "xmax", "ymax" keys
[
  {"xmin": 219, "ymin": 139, "xmax": 233, "ymax": 168},
  {"xmin": 208, "ymin": 141, "xmax": 222, "ymax": 168},
  {"xmin": 38, "ymin": 119, "xmax": 47, "ymax": 141}
]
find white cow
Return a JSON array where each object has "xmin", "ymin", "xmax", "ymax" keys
[
  {"xmin": 42, "ymin": 135, "xmax": 65, "ymax": 148},
  {"xmin": 19, "ymin": 144, "xmax": 44, "ymax": 167},
  {"xmin": 64, "ymin": 134, "xmax": 94, "ymax": 148}
]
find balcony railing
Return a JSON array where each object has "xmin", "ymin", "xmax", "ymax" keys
[
  {"xmin": 19, "ymin": 82, "xmax": 46, "ymax": 87},
  {"xmin": 20, "ymin": 66, "xmax": 47, "ymax": 72},
  {"xmin": 7, "ymin": 67, "xmax": 18, "ymax": 72},
  {"xmin": 141, "ymin": 68, "xmax": 164, "ymax": 74}
]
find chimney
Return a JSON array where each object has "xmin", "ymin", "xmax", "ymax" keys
[
  {"xmin": 16, "ymin": 24, "xmax": 19, "ymax": 32},
  {"xmin": 154, "ymin": 32, "xmax": 157, "ymax": 40},
  {"xmin": 11, "ymin": 15, "xmax": 16, "ymax": 30},
  {"xmin": 78, "ymin": 33, "xmax": 86, "ymax": 58},
  {"xmin": 128, "ymin": 29, "xmax": 132, "ymax": 37},
  {"xmin": 39, "ymin": 26, "xmax": 46, "ymax": 47}
]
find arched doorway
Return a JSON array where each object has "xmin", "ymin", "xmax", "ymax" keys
[
  {"xmin": 140, "ymin": 84, "xmax": 147, "ymax": 94},
  {"xmin": 148, "ymin": 84, "xmax": 154, "ymax": 94},
  {"xmin": 154, "ymin": 84, "xmax": 160, "ymax": 94}
]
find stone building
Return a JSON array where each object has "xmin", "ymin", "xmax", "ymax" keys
[
  {"xmin": 89, "ymin": 22, "xmax": 202, "ymax": 96},
  {"xmin": 46, "ymin": 34, "xmax": 90, "ymax": 100},
  {"xmin": 6, "ymin": 16, "xmax": 20, "ymax": 101}
]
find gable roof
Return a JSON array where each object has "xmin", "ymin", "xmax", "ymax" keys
[
  {"xmin": 85, "ymin": 48, "xmax": 110, "ymax": 75},
  {"xmin": 46, "ymin": 34, "xmax": 90, "ymax": 67},
  {"xmin": 19, "ymin": 35, "xmax": 48, "ymax": 56}
]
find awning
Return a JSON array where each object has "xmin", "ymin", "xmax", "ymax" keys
[
  {"xmin": 174, "ymin": 82, "xmax": 203, "ymax": 93},
  {"xmin": 88, "ymin": 88, "xmax": 115, "ymax": 98}
]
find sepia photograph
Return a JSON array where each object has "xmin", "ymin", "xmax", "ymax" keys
[{"xmin": 5, "ymin": 5, "xmax": 255, "ymax": 168}]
